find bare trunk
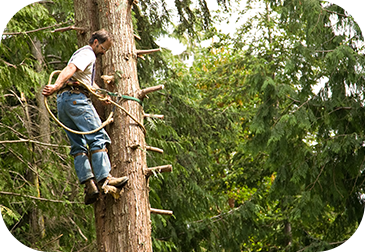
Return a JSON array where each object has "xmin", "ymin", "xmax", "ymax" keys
[
  {"xmin": 27, "ymin": 38, "xmax": 46, "ymax": 242},
  {"xmin": 73, "ymin": 0, "xmax": 152, "ymax": 251}
]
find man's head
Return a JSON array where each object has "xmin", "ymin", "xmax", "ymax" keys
[{"xmin": 89, "ymin": 29, "xmax": 113, "ymax": 56}]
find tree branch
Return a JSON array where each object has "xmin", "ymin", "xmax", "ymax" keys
[
  {"xmin": 69, "ymin": 217, "xmax": 88, "ymax": 241},
  {"xmin": 144, "ymin": 114, "xmax": 164, "ymax": 119},
  {"xmin": 150, "ymin": 208, "xmax": 173, "ymax": 216},
  {"xmin": 0, "ymin": 59, "xmax": 17, "ymax": 68},
  {"xmin": 296, "ymin": 240, "xmax": 346, "ymax": 252},
  {"xmin": 146, "ymin": 146, "xmax": 164, "ymax": 154},
  {"xmin": 3, "ymin": 22, "xmax": 69, "ymax": 36},
  {"xmin": 323, "ymin": 8, "xmax": 349, "ymax": 18},
  {"xmin": 0, "ymin": 138, "xmax": 69, "ymax": 148},
  {"xmin": 0, "ymin": 247, "xmax": 40, "ymax": 251},
  {"xmin": 51, "ymin": 25, "xmax": 87, "ymax": 33},
  {"xmin": 137, "ymin": 85, "xmax": 164, "ymax": 99},
  {"xmin": 146, "ymin": 165, "xmax": 172, "ymax": 176},
  {"xmin": 0, "ymin": 191, "xmax": 82, "ymax": 204},
  {"xmin": 136, "ymin": 48, "xmax": 161, "ymax": 55}
]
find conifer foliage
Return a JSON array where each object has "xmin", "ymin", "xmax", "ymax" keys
[{"xmin": 1, "ymin": 0, "xmax": 364, "ymax": 251}]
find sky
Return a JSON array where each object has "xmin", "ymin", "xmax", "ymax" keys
[{"xmin": 157, "ymin": 0, "xmax": 262, "ymax": 55}]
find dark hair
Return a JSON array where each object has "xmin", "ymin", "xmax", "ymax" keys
[{"xmin": 88, "ymin": 29, "xmax": 112, "ymax": 45}]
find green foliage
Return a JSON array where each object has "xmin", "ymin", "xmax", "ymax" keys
[
  {"xmin": 146, "ymin": 0, "xmax": 365, "ymax": 251},
  {"xmin": 1, "ymin": 0, "xmax": 364, "ymax": 251},
  {"xmin": 0, "ymin": 1, "xmax": 95, "ymax": 251}
]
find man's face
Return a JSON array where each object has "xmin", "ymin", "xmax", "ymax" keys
[{"xmin": 94, "ymin": 39, "xmax": 112, "ymax": 56}]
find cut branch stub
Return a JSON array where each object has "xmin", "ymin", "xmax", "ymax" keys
[
  {"xmin": 144, "ymin": 113, "xmax": 164, "ymax": 120},
  {"xmin": 136, "ymin": 48, "xmax": 161, "ymax": 56},
  {"xmin": 146, "ymin": 164, "xmax": 172, "ymax": 177},
  {"xmin": 137, "ymin": 85, "xmax": 164, "ymax": 100},
  {"xmin": 101, "ymin": 185, "xmax": 121, "ymax": 200},
  {"xmin": 101, "ymin": 74, "xmax": 115, "ymax": 84},
  {"xmin": 138, "ymin": 55, "xmax": 146, "ymax": 60},
  {"xmin": 150, "ymin": 208, "xmax": 173, "ymax": 216},
  {"xmin": 146, "ymin": 146, "xmax": 164, "ymax": 154}
]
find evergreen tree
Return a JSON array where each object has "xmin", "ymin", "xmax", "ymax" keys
[{"xmin": 1, "ymin": 0, "xmax": 364, "ymax": 251}]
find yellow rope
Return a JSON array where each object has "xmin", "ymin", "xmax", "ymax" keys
[{"xmin": 44, "ymin": 70, "xmax": 146, "ymax": 135}]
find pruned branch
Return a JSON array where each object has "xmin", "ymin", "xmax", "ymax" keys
[
  {"xmin": 136, "ymin": 48, "xmax": 161, "ymax": 55},
  {"xmin": 144, "ymin": 114, "xmax": 164, "ymax": 119},
  {"xmin": 146, "ymin": 165, "xmax": 172, "ymax": 177},
  {"xmin": 146, "ymin": 146, "xmax": 164, "ymax": 154},
  {"xmin": 101, "ymin": 75, "xmax": 115, "ymax": 84},
  {"xmin": 150, "ymin": 208, "xmax": 173, "ymax": 216},
  {"xmin": 137, "ymin": 85, "xmax": 164, "ymax": 99}
]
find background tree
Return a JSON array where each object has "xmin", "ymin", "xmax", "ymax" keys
[
  {"xmin": 1, "ymin": 0, "xmax": 230, "ymax": 251},
  {"xmin": 1, "ymin": 0, "xmax": 365, "ymax": 251}
]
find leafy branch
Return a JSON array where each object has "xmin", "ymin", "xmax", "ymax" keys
[
  {"xmin": 0, "ymin": 21, "xmax": 85, "ymax": 36},
  {"xmin": 0, "ymin": 191, "xmax": 82, "ymax": 204},
  {"xmin": 296, "ymin": 240, "xmax": 346, "ymax": 252},
  {"xmin": 0, "ymin": 138, "xmax": 68, "ymax": 148}
]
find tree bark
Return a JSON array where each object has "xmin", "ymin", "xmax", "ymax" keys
[
  {"xmin": 73, "ymin": 0, "xmax": 152, "ymax": 251},
  {"xmin": 28, "ymin": 37, "xmax": 46, "ymax": 243}
]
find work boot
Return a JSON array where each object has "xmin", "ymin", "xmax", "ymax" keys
[
  {"xmin": 100, "ymin": 175, "xmax": 129, "ymax": 189},
  {"xmin": 84, "ymin": 179, "xmax": 99, "ymax": 205}
]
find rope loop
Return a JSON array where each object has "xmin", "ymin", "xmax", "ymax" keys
[{"xmin": 44, "ymin": 70, "xmax": 146, "ymax": 135}]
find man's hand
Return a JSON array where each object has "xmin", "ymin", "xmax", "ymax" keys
[
  {"xmin": 42, "ymin": 84, "xmax": 59, "ymax": 97},
  {"xmin": 43, "ymin": 64, "xmax": 78, "ymax": 97}
]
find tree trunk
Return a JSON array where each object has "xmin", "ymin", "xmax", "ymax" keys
[
  {"xmin": 27, "ymin": 37, "xmax": 46, "ymax": 243},
  {"xmin": 73, "ymin": 0, "xmax": 152, "ymax": 251}
]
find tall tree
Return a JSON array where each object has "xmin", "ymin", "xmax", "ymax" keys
[{"xmin": 72, "ymin": 0, "xmax": 222, "ymax": 251}]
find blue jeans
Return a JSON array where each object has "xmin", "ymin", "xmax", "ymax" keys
[{"xmin": 57, "ymin": 91, "xmax": 111, "ymax": 183}]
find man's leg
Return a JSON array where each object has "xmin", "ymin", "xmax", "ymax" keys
[
  {"xmin": 90, "ymin": 148, "xmax": 111, "ymax": 183},
  {"xmin": 57, "ymin": 92, "xmax": 99, "ymax": 204},
  {"xmin": 90, "ymin": 148, "xmax": 129, "ymax": 189},
  {"xmin": 62, "ymin": 93, "xmax": 128, "ymax": 190}
]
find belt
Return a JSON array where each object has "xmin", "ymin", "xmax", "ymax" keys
[{"xmin": 58, "ymin": 80, "xmax": 90, "ymax": 98}]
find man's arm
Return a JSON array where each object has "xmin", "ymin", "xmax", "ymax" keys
[{"xmin": 42, "ymin": 63, "xmax": 78, "ymax": 96}]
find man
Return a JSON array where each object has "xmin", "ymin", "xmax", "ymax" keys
[{"xmin": 42, "ymin": 29, "xmax": 128, "ymax": 205}]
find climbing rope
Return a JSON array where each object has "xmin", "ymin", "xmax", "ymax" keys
[{"xmin": 44, "ymin": 70, "xmax": 146, "ymax": 135}]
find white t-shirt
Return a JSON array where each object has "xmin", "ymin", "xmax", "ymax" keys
[{"xmin": 68, "ymin": 45, "xmax": 96, "ymax": 86}]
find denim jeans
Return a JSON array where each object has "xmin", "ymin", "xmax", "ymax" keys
[{"xmin": 57, "ymin": 91, "xmax": 111, "ymax": 183}]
